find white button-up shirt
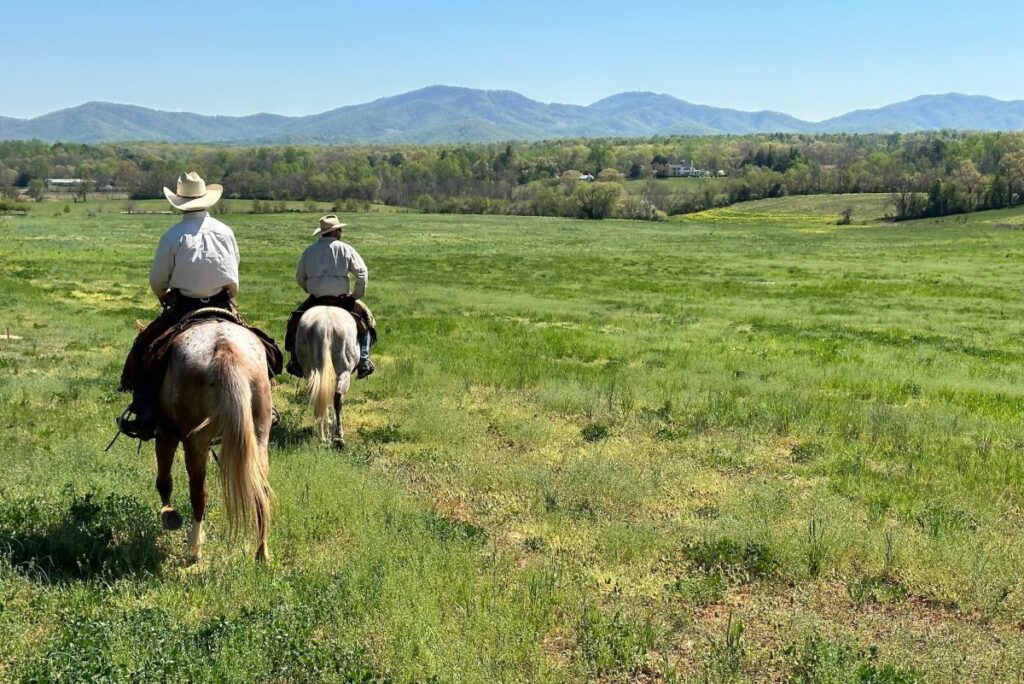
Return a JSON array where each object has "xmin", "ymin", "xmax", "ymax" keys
[
  {"xmin": 295, "ymin": 237, "xmax": 368, "ymax": 298},
  {"xmin": 149, "ymin": 211, "xmax": 240, "ymax": 299}
]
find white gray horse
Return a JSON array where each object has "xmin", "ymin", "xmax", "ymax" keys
[
  {"xmin": 295, "ymin": 306, "xmax": 359, "ymax": 447},
  {"xmin": 153, "ymin": 320, "xmax": 273, "ymax": 563}
]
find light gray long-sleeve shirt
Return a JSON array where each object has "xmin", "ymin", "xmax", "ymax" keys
[
  {"xmin": 149, "ymin": 211, "xmax": 240, "ymax": 300},
  {"xmin": 295, "ymin": 237, "xmax": 368, "ymax": 298}
]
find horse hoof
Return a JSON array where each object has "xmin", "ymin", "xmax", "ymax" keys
[
  {"xmin": 161, "ymin": 508, "xmax": 183, "ymax": 530},
  {"xmin": 332, "ymin": 437, "xmax": 346, "ymax": 450}
]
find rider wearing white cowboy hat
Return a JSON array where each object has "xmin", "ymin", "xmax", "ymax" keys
[{"xmin": 118, "ymin": 172, "xmax": 283, "ymax": 439}]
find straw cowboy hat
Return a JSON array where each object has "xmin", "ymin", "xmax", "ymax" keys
[
  {"xmin": 163, "ymin": 172, "xmax": 223, "ymax": 211},
  {"xmin": 313, "ymin": 214, "xmax": 348, "ymax": 236}
]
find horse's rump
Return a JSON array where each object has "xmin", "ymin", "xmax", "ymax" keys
[{"xmin": 296, "ymin": 307, "xmax": 359, "ymax": 441}]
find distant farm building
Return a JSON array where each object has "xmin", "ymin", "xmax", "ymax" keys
[{"xmin": 44, "ymin": 178, "xmax": 85, "ymax": 188}]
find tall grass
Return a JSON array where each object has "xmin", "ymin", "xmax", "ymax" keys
[{"xmin": 3, "ymin": 206, "xmax": 1024, "ymax": 679}]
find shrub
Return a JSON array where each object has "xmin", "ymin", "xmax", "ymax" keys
[{"xmin": 618, "ymin": 197, "xmax": 666, "ymax": 221}]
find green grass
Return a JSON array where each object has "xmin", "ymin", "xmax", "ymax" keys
[
  {"xmin": 17, "ymin": 196, "xmax": 413, "ymax": 218},
  {"xmin": 622, "ymin": 176, "xmax": 723, "ymax": 197},
  {"xmin": 676, "ymin": 193, "xmax": 899, "ymax": 224},
  {"xmin": 3, "ymin": 203, "xmax": 1024, "ymax": 681}
]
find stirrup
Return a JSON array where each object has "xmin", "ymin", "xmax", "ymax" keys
[{"xmin": 116, "ymin": 407, "xmax": 157, "ymax": 442}]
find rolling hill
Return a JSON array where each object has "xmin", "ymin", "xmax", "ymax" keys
[
  {"xmin": 818, "ymin": 93, "xmax": 1024, "ymax": 133},
  {"xmin": 3, "ymin": 87, "xmax": 1024, "ymax": 144}
]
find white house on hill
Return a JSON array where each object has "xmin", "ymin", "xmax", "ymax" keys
[{"xmin": 668, "ymin": 161, "xmax": 710, "ymax": 177}]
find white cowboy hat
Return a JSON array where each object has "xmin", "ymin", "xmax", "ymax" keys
[
  {"xmin": 313, "ymin": 214, "xmax": 348, "ymax": 236},
  {"xmin": 162, "ymin": 171, "xmax": 223, "ymax": 211}
]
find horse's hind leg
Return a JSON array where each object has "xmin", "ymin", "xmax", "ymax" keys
[
  {"xmin": 183, "ymin": 437, "xmax": 210, "ymax": 563},
  {"xmin": 332, "ymin": 370, "xmax": 351, "ymax": 449},
  {"xmin": 255, "ymin": 504, "xmax": 270, "ymax": 562},
  {"xmin": 254, "ymin": 393, "xmax": 272, "ymax": 563},
  {"xmin": 156, "ymin": 435, "xmax": 183, "ymax": 530}
]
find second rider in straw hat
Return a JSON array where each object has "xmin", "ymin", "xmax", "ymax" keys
[
  {"xmin": 117, "ymin": 172, "xmax": 283, "ymax": 440},
  {"xmin": 285, "ymin": 214, "xmax": 376, "ymax": 379}
]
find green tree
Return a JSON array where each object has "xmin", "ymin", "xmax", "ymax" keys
[
  {"xmin": 986, "ymin": 175, "xmax": 1009, "ymax": 209},
  {"xmin": 27, "ymin": 179, "xmax": 44, "ymax": 201},
  {"xmin": 572, "ymin": 182, "xmax": 622, "ymax": 219},
  {"xmin": 559, "ymin": 170, "xmax": 581, "ymax": 195},
  {"xmin": 415, "ymin": 194, "xmax": 437, "ymax": 213},
  {"xmin": 999, "ymin": 150, "xmax": 1024, "ymax": 205},
  {"xmin": 596, "ymin": 168, "xmax": 625, "ymax": 183},
  {"xmin": 951, "ymin": 159, "xmax": 983, "ymax": 209}
]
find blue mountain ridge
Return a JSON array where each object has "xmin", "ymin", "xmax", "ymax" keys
[{"xmin": 2, "ymin": 86, "xmax": 1021, "ymax": 144}]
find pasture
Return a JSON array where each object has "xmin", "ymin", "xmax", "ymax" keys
[
  {"xmin": 2, "ymin": 202, "xmax": 1024, "ymax": 681},
  {"xmin": 622, "ymin": 176, "xmax": 723, "ymax": 197},
  {"xmin": 676, "ymin": 193, "xmax": 898, "ymax": 225}
]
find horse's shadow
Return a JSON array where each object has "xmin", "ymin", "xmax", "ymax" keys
[
  {"xmin": 0, "ymin": 492, "xmax": 167, "ymax": 584},
  {"xmin": 269, "ymin": 421, "xmax": 318, "ymax": 449}
]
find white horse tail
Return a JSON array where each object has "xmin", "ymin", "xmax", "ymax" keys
[
  {"xmin": 214, "ymin": 343, "xmax": 272, "ymax": 547},
  {"xmin": 306, "ymin": 326, "xmax": 336, "ymax": 435}
]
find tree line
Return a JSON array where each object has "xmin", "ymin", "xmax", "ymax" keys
[{"xmin": 3, "ymin": 131, "xmax": 1024, "ymax": 220}]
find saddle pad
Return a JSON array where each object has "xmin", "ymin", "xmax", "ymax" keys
[{"xmin": 146, "ymin": 307, "xmax": 283, "ymax": 377}]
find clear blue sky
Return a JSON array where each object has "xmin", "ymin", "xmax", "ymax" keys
[{"xmin": 3, "ymin": 0, "xmax": 1022, "ymax": 121}]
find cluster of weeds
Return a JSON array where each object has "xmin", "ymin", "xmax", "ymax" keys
[
  {"xmin": 847, "ymin": 575, "xmax": 909, "ymax": 608},
  {"xmin": 694, "ymin": 504, "xmax": 720, "ymax": 520},
  {"xmin": 783, "ymin": 637, "xmax": 921, "ymax": 683},
  {"xmin": 0, "ymin": 491, "xmax": 165, "ymax": 582},
  {"xmin": 15, "ymin": 601, "xmax": 390, "ymax": 682},
  {"xmin": 573, "ymin": 602, "xmax": 661, "ymax": 678},
  {"xmin": 645, "ymin": 401, "xmax": 687, "ymax": 441},
  {"xmin": 791, "ymin": 440, "xmax": 824, "ymax": 464},
  {"xmin": 702, "ymin": 613, "xmax": 746, "ymax": 682},
  {"xmin": 805, "ymin": 518, "xmax": 828, "ymax": 578},
  {"xmin": 684, "ymin": 538, "xmax": 780, "ymax": 583},
  {"xmin": 382, "ymin": 510, "xmax": 487, "ymax": 546},
  {"xmin": 912, "ymin": 502, "xmax": 977, "ymax": 537},
  {"xmin": 666, "ymin": 573, "xmax": 727, "ymax": 606},
  {"xmin": 359, "ymin": 423, "xmax": 408, "ymax": 444},
  {"xmin": 523, "ymin": 535, "xmax": 547, "ymax": 552},
  {"xmin": 538, "ymin": 485, "xmax": 598, "ymax": 520},
  {"xmin": 421, "ymin": 511, "xmax": 488, "ymax": 545},
  {"xmin": 541, "ymin": 485, "xmax": 560, "ymax": 513},
  {"xmin": 580, "ymin": 421, "xmax": 610, "ymax": 442}
]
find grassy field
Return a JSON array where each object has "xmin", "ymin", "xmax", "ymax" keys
[
  {"xmin": 623, "ymin": 177, "xmax": 724, "ymax": 196},
  {"xmin": 3, "ymin": 203, "xmax": 1024, "ymax": 682},
  {"xmin": 675, "ymin": 193, "xmax": 899, "ymax": 225},
  {"xmin": 14, "ymin": 197, "xmax": 414, "ymax": 218}
]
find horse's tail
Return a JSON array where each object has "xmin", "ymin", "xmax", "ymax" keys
[
  {"xmin": 306, "ymin": 326, "xmax": 336, "ymax": 433},
  {"xmin": 214, "ymin": 342, "xmax": 271, "ymax": 547}
]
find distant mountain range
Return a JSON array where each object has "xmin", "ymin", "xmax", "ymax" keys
[{"xmin": 3, "ymin": 87, "xmax": 1024, "ymax": 144}]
